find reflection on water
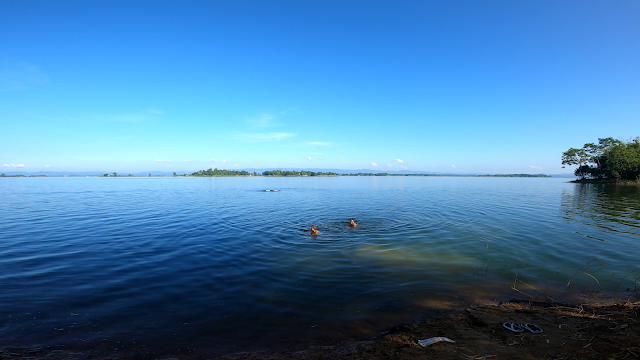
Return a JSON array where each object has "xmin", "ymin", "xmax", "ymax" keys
[
  {"xmin": 0, "ymin": 177, "xmax": 639, "ymax": 358},
  {"xmin": 561, "ymin": 183, "xmax": 640, "ymax": 236}
]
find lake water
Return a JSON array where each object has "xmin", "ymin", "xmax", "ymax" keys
[{"xmin": 1, "ymin": 177, "xmax": 639, "ymax": 358}]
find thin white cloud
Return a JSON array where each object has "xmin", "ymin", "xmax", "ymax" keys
[
  {"xmin": 0, "ymin": 62, "xmax": 49, "ymax": 91},
  {"xmin": 90, "ymin": 112, "xmax": 160, "ymax": 122},
  {"xmin": 248, "ymin": 114, "xmax": 277, "ymax": 129},
  {"xmin": 182, "ymin": 160, "xmax": 193, "ymax": 162},
  {"xmin": 309, "ymin": 141, "xmax": 331, "ymax": 146},
  {"xmin": 400, "ymin": 165, "xmax": 408, "ymax": 170},
  {"xmin": 9, "ymin": 164, "xmax": 26, "ymax": 167},
  {"xmin": 307, "ymin": 157, "xmax": 312, "ymax": 161},
  {"xmin": 386, "ymin": 164, "xmax": 392, "ymax": 167},
  {"xmin": 318, "ymin": 157, "xmax": 324, "ymax": 160},
  {"xmin": 247, "ymin": 108, "xmax": 295, "ymax": 128},
  {"xmin": 73, "ymin": 109, "xmax": 165, "ymax": 123},
  {"xmin": 529, "ymin": 165, "xmax": 543, "ymax": 170},
  {"xmin": 235, "ymin": 164, "xmax": 239, "ymax": 167},
  {"xmin": 45, "ymin": 165, "xmax": 51, "ymax": 168},
  {"xmin": 235, "ymin": 132, "xmax": 296, "ymax": 142},
  {"xmin": 221, "ymin": 159, "xmax": 229, "ymax": 163},
  {"xmin": 43, "ymin": 112, "xmax": 159, "ymax": 123},
  {"xmin": 371, "ymin": 162, "xmax": 378, "ymax": 167},
  {"xmin": 395, "ymin": 159, "xmax": 404, "ymax": 163},
  {"xmin": 2, "ymin": 164, "xmax": 9, "ymax": 167},
  {"xmin": 279, "ymin": 107, "xmax": 297, "ymax": 115},
  {"xmin": 155, "ymin": 159, "xmax": 171, "ymax": 162},
  {"xmin": 451, "ymin": 165, "xmax": 456, "ymax": 168},
  {"xmin": 209, "ymin": 159, "xmax": 217, "ymax": 162}
]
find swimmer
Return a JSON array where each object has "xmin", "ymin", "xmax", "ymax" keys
[
  {"xmin": 305, "ymin": 225, "xmax": 321, "ymax": 235},
  {"xmin": 348, "ymin": 218, "xmax": 358, "ymax": 227}
]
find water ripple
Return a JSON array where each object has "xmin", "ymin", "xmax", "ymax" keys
[{"xmin": 0, "ymin": 177, "xmax": 639, "ymax": 357}]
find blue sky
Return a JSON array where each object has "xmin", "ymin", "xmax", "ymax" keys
[{"xmin": 1, "ymin": 1, "xmax": 638, "ymax": 174}]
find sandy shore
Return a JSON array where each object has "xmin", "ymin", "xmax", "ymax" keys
[{"xmin": 2, "ymin": 299, "xmax": 639, "ymax": 360}]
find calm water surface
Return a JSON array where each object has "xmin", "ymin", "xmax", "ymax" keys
[{"xmin": 1, "ymin": 177, "xmax": 639, "ymax": 357}]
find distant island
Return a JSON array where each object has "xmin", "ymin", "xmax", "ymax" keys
[
  {"xmin": 0, "ymin": 174, "xmax": 44, "ymax": 177},
  {"xmin": 1, "ymin": 170, "xmax": 553, "ymax": 178},
  {"xmin": 184, "ymin": 168, "xmax": 550, "ymax": 177},
  {"xmin": 562, "ymin": 137, "xmax": 640, "ymax": 183},
  {"xmin": 188, "ymin": 168, "xmax": 340, "ymax": 176}
]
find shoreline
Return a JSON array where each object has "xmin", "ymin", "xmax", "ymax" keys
[
  {"xmin": 570, "ymin": 178, "xmax": 640, "ymax": 185},
  {"xmin": 2, "ymin": 299, "xmax": 638, "ymax": 360},
  {"xmin": 221, "ymin": 299, "xmax": 640, "ymax": 360}
]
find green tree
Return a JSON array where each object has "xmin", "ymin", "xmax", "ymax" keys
[
  {"xmin": 562, "ymin": 148, "xmax": 588, "ymax": 168},
  {"xmin": 563, "ymin": 137, "xmax": 640, "ymax": 181}
]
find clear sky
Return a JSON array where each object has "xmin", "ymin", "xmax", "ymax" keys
[{"xmin": 1, "ymin": 1, "xmax": 639, "ymax": 174}]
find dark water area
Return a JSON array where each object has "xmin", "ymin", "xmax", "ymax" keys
[{"xmin": 0, "ymin": 177, "xmax": 639, "ymax": 358}]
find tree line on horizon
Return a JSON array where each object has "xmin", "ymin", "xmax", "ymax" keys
[
  {"xmin": 189, "ymin": 168, "xmax": 340, "ymax": 177},
  {"xmin": 562, "ymin": 137, "xmax": 640, "ymax": 181},
  {"xmin": 184, "ymin": 168, "xmax": 550, "ymax": 178},
  {"xmin": 261, "ymin": 170, "xmax": 340, "ymax": 176},
  {"xmin": 191, "ymin": 168, "xmax": 253, "ymax": 176}
]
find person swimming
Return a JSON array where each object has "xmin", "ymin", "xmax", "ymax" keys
[
  {"xmin": 348, "ymin": 218, "xmax": 358, "ymax": 227},
  {"xmin": 305, "ymin": 225, "xmax": 321, "ymax": 235}
]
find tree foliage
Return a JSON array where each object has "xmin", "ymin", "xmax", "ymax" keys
[
  {"xmin": 562, "ymin": 137, "xmax": 640, "ymax": 181},
  {"xmin": 262, "ymin": 170, "xmax": 339, "ymax": 176},
  {"xmin": 191, "ymin": 168, "xmax": 251, "ymax": 176}
]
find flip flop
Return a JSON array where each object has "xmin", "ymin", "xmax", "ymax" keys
[
  {"xmin": 503, "ymin": 322, "xmax": 524, "ymax": 332},
  {"xmin": 521, "ymin": 323, "xmax": 543, "ymax": 333}
]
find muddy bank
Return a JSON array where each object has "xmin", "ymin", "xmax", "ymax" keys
[
  {"xmin": 221, "ymin": 300, "xmax": 640, "ymax": 360},
  {"xmin": 2, "ymin": 300, "xmax": 639, "ymax": 360}
]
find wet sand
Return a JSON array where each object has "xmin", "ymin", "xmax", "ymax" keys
[{"xmin": 2, "ymin": 299, "xmax": 639, "ymax": 360}]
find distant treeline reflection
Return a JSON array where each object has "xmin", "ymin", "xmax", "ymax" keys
[{"xmin": 561, "ymin": 182, "xmax": 640, "ymax": 235}]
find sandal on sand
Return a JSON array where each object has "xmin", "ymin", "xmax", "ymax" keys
[
  {"xmin": 503, "ymin": 322, "xmax": 524, "ymax": 332},
  {"xmin": 521, "ymin": 323, "xmax": 543, "ymax": 333}
]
